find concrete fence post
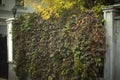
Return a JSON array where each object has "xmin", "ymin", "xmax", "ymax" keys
[
  {"xmin": 6, "ymin": 18, "xmax": 18, "ymax": 80},
  {"xmin": 103, "ymin": 5, "xmax": 120, "ymax": 80}
]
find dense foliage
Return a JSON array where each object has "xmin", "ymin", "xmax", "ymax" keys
[
  {"xmin": 13, "ymin": 9, "xmax": 105, "ymax": 80},
  {"xmin": 13, "ymin": 0, "xmax": 108, "ymax": 80}
]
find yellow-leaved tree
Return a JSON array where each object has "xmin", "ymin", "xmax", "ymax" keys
[
  {"xmin": 21, "ymin": 0, "xmax": 115, "ymax": 20},
  {"xmin": 22, "ymin": 0, "xmax": 88, "ymax": 19}
]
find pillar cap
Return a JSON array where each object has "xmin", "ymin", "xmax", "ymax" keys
[
  {"xmin": 102, "ymin": 4, "xmax": 120, "ymax": 12},
  {"xmin": 6, "ymin": 18, "xmax": 15, "ymax": 23},
  {"xmin": 6, "ymin": 18, "xmax": 15, "ymax": 22}
]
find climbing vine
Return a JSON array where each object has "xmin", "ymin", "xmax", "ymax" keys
[
  {"xmin": 13, "ymin": 8, "xmax": 105, "ymax": 80},
  {"xmin": 13, "ymin": 1, "xmax": 107, "ymax": 80}
]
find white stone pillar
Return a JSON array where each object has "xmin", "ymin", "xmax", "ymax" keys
[
  {"xmin": 6, "ymin": 18, "xmax": 14, "ymax": 63},
  {"xmin": 103, "ymin": 6, "xmax": 118, "ymax": 80},
  {"xmin": 6, "ymin": 18, "xmax": 18, "ymax": 80}
]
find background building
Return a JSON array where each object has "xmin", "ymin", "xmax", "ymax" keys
[{"xmin": 0, "ymin": 0, "xmax": 34, "ymax": 80}]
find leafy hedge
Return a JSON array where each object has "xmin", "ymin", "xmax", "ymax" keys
[{"xmin": 13, "ymin": 10, "xmax": 105, "ymax": 80}]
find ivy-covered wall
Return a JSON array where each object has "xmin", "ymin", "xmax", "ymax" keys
[{"xmin": 13, "ymin": 10, "xmax": 105, "ymax": 80}]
